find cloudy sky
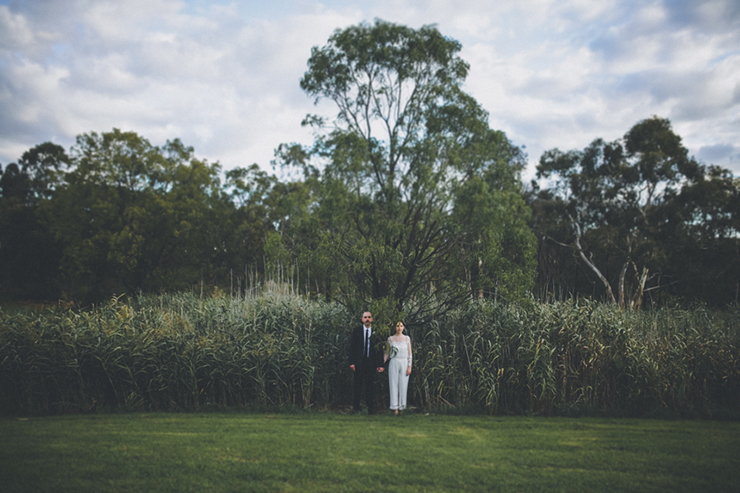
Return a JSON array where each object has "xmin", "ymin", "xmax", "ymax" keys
[{"xmin": 1, "ymin": 0, "xmax": 739, "ymax": 180}]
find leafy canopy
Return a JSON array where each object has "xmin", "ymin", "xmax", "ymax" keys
[{"xmin": 291, "ymin": 20, "xmax": 536, "ymax": 325}]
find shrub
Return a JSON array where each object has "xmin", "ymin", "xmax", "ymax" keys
[{"xmin": 1, "ymin": 293, "xmax": 738, "ymax": 417}]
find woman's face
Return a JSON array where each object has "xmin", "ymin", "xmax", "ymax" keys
[{"xmin": 395, "ymin": 322, "xmax": 405, "ymax": 335}]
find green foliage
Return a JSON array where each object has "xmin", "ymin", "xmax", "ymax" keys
[
  {"xmin": 22, "ymin": 130, "xmax": 273, "ymax": 302},
  {"xmin": 44, "ymin": 131, "xmax": 214, "ymax": 297},
  {"xmin": 1, "ymin": 293, "xmax": 737, "ymax": 417},
  {"xmin": 0, "ymin": 291, "xmax": 350, "ymax": 414},
  {"xmin": 532, "ymin": 116, "xmax": 740, "ymax": 307},
  {"xmin": 288, "ymin": 20, "xmax": 536, "ymax": 320},
  {"xmin": 0, "ymin": 143, "xmax": 69, "ymax": 299}
]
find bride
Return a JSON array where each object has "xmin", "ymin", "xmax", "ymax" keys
[{"xmin": 384, "ymin": 321, "xmax": 412, "ymax": 414}]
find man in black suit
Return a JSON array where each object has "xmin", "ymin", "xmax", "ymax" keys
[{"xmin": 349, "ymin": 311, "xmax": 384, "ymax": 414}]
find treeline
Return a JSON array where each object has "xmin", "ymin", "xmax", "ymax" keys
[
  {"xmin": 1, "ymin": 291, "xmax": 738, "ymax": 417},
  {"xmin": 0, "ymin": 131, "xmax": 280, "ymax": 303},
  {"xmin": 1, "ymin": 118, "xmax": 737, "ymax": 308},
  {"xmin": 1, "ymin": 20, "xmax": 738, "ymax": 310},
  {"xmin": 529, "ymin": 116, "xmax": 740, "ymax": 308}
]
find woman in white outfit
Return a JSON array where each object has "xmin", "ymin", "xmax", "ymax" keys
[{"xmin": 384, "ymin": 321, "xmax": 412, "ymax": 414}]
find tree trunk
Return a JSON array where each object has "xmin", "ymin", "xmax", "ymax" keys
[
  {"xmin": 631, "ymin": 265, "xmax": 649, "ymax": 310},
  {"xmin": 571, "ymin": 218, "xmax": 617, "ymax": 304},
  {"xmin": 618, "ymin": 262, "xmax": 629, "ymax": 310}
]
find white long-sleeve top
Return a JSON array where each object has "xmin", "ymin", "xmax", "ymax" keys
[{"xmin": 387, "ymin": 335, "xmax": 412, "ymax": 367}]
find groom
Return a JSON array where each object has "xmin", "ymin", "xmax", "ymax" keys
[{"xmin": 349, "ymin": 311, "xmax": 384, "ymax": 414}]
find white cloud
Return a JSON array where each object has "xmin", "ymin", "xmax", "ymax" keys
[
  {"xmin": 0, "ymin": 0, "xmax": 738, "ymax": 179},
  {"xmin": 81, "ymin": 0, "xmax": 184, "ymax": 42},
  {"xmin": 0, "ymin": 5, "xmax": 35, "ymax": 50},
  {"xmin": 0, "ymin": 0, "xmax": 356, "ymax": 171}
]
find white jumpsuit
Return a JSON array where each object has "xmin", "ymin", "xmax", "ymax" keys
[{"xmin": 387, "ymin": 336, "xmax": 412, "ymax": 411}]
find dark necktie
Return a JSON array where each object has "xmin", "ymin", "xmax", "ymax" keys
[{"xmin": 365, "ymin": 329, "xmax": 370, "ymax": 358}]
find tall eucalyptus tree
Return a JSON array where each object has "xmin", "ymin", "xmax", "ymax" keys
[
  {"xmin": 293, "ymin": 20, "xmax": 535, "ymax": 323},
  {"xmin": 534, "ymin": 116, "xmax": 739, "ymax": 308}
]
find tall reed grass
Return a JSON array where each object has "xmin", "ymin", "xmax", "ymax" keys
[
  {"xmin": 1, "ymin": 290, "xmax": 738, "ymax": 417},
  {"xmin": 412, "ymin": 301, "xmax": 740, "ymax": 417}
]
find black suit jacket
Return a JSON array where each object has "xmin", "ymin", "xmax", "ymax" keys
[{"xmin": 349, "ymin": 325, "xmax": 384, "ymax": 369}]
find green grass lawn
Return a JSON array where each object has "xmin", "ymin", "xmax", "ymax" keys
[{"xmin": 1, "ymin": 412, "xmax": 738, "ymax": 492}]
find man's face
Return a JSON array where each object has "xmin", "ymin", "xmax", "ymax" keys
[{"xmin": 362, "ymin": 312, "xmax": 373, "ymax": 328}]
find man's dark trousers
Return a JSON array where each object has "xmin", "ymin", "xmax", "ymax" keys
[
  {"xmin": 354, "ymin": 358, "xmax": 377, "ymax": 413},
  {"xmin": 349, "ymin": 324, "xmax": 382, "ymax": 413}
]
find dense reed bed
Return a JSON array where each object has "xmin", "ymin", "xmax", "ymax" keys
[{"xmin": 1, "ymin": 289, "xmax": 738, "ymax": 417}]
